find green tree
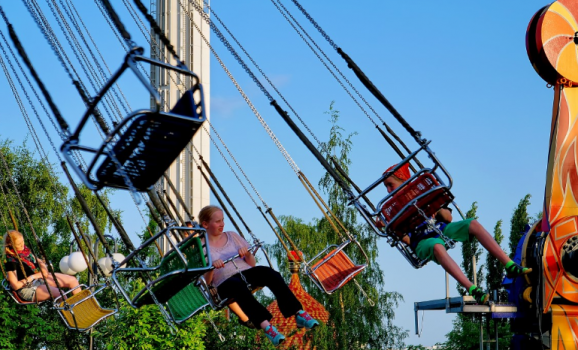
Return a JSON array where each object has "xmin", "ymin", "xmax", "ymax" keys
[
  {"xmin": 457, "ymin": 202, "xmax": 483, "ymax": 296},
  {"xmin": 269, "ymin": 103, "xmax": 407, "ymax": 349},
  {"xmin": 486, "ymin": 220, "xmax": 506, "ymax": 300},
  {"xmin": 0, "ymin": 139, "xmax": 211, "ymax": 349},
  {"xmin": 483, "ymin": 220, "xmax": 513, "ymax": 348},
  {"xmin": 444, "ymin": 202, "xmax": 486, "ymax": 350},
  {"xmin": 0, "ymin": 140, "xmax": 88, "ymax": 349},
  {"xmin": 508, "ymin": 194, "xmax": 531, "ymax": 258}
]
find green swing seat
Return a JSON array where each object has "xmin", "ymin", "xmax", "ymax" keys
[
  {"xmin": 166, "ymin": 282, "xmax": 209, "ymax": 323},
  {"xmin": 132, "ymin": 235, "xmax": 210, "ymax": 307}
]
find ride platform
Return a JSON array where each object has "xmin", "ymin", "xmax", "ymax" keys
[{"xmin": 414, "ymin": 296, "xmax": 517, "ymax": 334}]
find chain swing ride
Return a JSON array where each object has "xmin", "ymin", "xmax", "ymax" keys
[
  {"xmin": 6, "ymin": 0, "xmax": 578, "ymax": 348},
  {"xmin": 1, "ymin": 0, "xmax": 455, "ymax": 333}
]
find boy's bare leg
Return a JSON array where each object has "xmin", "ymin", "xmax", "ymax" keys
[
  {"xmin": 468, "ymin": 220, "xmax": 510, "ymax": 265},
  {"xmin": 433, "ymin": 244, "xmax": 473, "ymax": 290}
]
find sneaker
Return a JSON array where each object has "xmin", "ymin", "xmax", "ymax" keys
[
  {"xmin": 295, "ymin": 310, "xmax": 319, "ymax": 329},
  {"xmin": 264, "ymin": 325, "xmax": 285, "ymax": 346},
  {"xmin": 505, "ymin": 261, "xmax": 532, "ymax": 278},
  {"xmin": 469, "ymin": 286, "xmax": 489, "ymax": 305}
]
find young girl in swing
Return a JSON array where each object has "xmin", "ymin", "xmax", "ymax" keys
[
  {"xmin": 200, "ymin": 205, "xmax": 319, "ymax": 346},
  {"xmin": 383, "ymin": 163, "xmax": 531, "ymax": 304},
  {"xmin": 4, "ymin": 230, "xmax": 80, "ymax": 303}
]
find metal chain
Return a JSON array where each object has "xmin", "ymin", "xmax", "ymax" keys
[
  {"xmin": 289, "ymin": 0, "xmax": 338, "ymax": 50},
  {"xmin": 200, "ymin": 124, "xmax": 270, "ymax": 208},
  {"xmin": 44, "ymin": 0, "xmax": 123, "ymax": 124},
  {"xmin": 186, "ymin": 0, "xmax": 275, "ymax": 102},
  {"xmin": 203, "ymin": 0, "xmax": 324, "ymax": 148},
  {"xmin": 0, "ymin": 31, "xmax": 60, "ymax": 163},
  {"xmin": 413, "ymin": 202, "xmax": 455, "ymax": 248},
  {"xmin": 0, "ymin": 51, "xmax": 46, "ymax": 162},
  {"xmin": 65, "ymin": 0, "xmax": 132, "ymax": 116},
  {"xmin": 57, "ymin": 0, "xmax": 129, "ymax": 118},
  {"xmin": 182, "ymin": 8, "xmax": 301, "ymax": 174},
  {"xmin": 283, "ymin": 0, "xmax": 418, "ymax": 159},
  {"xmin": 24, "ymin": 0, "xmax": 116, "ymax": 132},
  {"xmin": 270, "ymin": 0, "xmax": 380, "ymax": 128}
]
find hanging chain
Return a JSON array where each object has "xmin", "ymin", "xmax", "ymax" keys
[
  {"xmin": 182, "ymin": 9, "xmax": 301, "ymax": 174},
  {"xmin": 203, "ymin": 0, "xmax": 325, "ymax": 148}
]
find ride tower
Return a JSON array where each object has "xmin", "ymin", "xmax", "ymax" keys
[
  {"xmin": 513, "ymin": 1, "xmax": 578, "ymax": 348},
  {"xmin": 152, "ymin": 0, "xmax": 211, "ymax": 228}
]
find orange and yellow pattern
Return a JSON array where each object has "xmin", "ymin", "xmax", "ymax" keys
[
  {"xmin": 538, "ymin": 0, "xmax": 578, "ymax": 229},
  {"xmin": 537, "ymin": 1, "xmax": 578, "ymax": 84},
  {"xmin": 542, "ymin": 216, "xmax": 578, "ymax": 311},
  {"xmin": 528, "ymin": 1, "xmax": 578, "ymax": 348},
  {"xmin": 551, "ymin": 305, "xmax": 578, "ymax": 350}
]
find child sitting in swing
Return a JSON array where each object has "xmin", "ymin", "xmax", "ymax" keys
[
  {"xmin": 382, "ymin": 163, "xmax": 531, "ymax": 304},
  {"xmin": 183, "ymin": 220, "xmax": 253, "ymax": 328},
  {"xmin": 4, "ymin": 230, "xmax": 80, "ymax": 303},
  {"xmin": 200, "ymin": 205, "xmax": 319, "ymax": 346}
]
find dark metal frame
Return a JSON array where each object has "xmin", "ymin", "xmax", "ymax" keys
[{"xmin": 61, "ymin": 46, "xmax": 206, "ymax": 191}]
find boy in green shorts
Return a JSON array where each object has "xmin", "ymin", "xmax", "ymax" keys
[{"xmin": 383, "ymin": 163, "xmax": 531, "ymax": 304}]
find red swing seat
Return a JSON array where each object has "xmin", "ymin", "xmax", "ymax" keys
[
  {"xmin": 381, "ymin": 172, "xmax": 454, "ymax": 235},
  {"xmin": 2, "ymin": 279, "xmax": 37, "ymax": 305},
  {"xmin": 306, "ymin": 241, "xmax": 367, "ymax": 294}
]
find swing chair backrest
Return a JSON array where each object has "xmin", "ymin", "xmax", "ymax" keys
[
  {"xmin": 380, "ymin": 172, "xmax": 454, "ymax": 236},
  {"xmin": 2, "ymin": 279, "xmax": 38, "ymax": 305},
  {"xmin": 306, "ymin": 241, "xmax": 367, "ymax": 294},
  {"xmin": 127, "ymin": 233, "xmax": 212, "ymax": 308},
  {"xmin": 61, "ymin": 47, "xmax": 206, "ymax": 192},
  {"xmin": 55, "ymin": 285, "xmax": 117, "ymax": 332}
]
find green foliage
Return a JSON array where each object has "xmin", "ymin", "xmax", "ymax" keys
[
  {"xmin": 508, "ymin": 194, "xmax": 532, "ymax": 258},
  {"xmin": 0, "ymin": 140, "xmax": 89, "ymax": 348},
  {"xmin": 269, "ymin": 103, "xmax": 407, "ymax": 349},
  {"xmin": 202, "ymin": 310, "xmax": 278, "ymax": 350},
  {"xmin": 456, "ymin": 202, "xmax": 483, "ymax": 296},
  {"xmin": 93, "ymin": 301, "xmax": 207, "ymax": 350},
  {"xmin": 0, "ymin": 140, "xmax": 71, "ymax": 264},
  {"xmin": 444, "ymin": 315, "xmax": 511, "ymax": 350},
  {"xmin": 486, "ymin": 220, "xmax": 507, "ymax": 301},
  {"xmin": 444, "ymin": 195, "xmax": 532, "ymax": 349}
]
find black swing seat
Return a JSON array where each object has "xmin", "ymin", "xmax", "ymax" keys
[
  {"xmin": 2, "ymin": 279, "xmax": 38, "ymax": 305},
  {"xmin": 61, "ymin": 47, "xmax": 206, "ymax": 192},
  {"xmin": 111, "ymin": 226, "xmax": 212, "ymax": 310},
  {"xmin": 96, "ymin": 89, "xmax": 205, "ymax": 191}
]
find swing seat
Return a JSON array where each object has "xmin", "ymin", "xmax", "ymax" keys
[
  {"xmin": 166, "ymin": 282, "xmax": 209, "ymax": 324},
  {"xmin": 132, "ymin": 235, "xmax": 211, "ymax": 307},
  {"xmin": 61, "ymin": 47, "xmax": 206, "ymax": 192},
  {"xmin": 381, "ymin": 172, "xmax": 454, "ymax": 235},
  {"xmin": 95, "ymin": 89, "xmax": 205, "ymax": 191},
  {"xmin": 306, "ymin": 242, "xmax": 367, "ymax": 294},
  {"xmin": 2, "ymin": 279, "xmax": 38, "ymax": 305},
  {"xmin": 56, "ymin": 288, "xmax": 116, "ymax": 332}
]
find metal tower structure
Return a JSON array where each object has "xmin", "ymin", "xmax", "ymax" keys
[{"xmin": 152, "ymin": 0, "xmax": 211, "ymax": 224}]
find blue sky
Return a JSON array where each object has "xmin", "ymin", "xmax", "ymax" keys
[{"xmin": 0, "ymin": 0, "xmax": 553, "ymax": 346}]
